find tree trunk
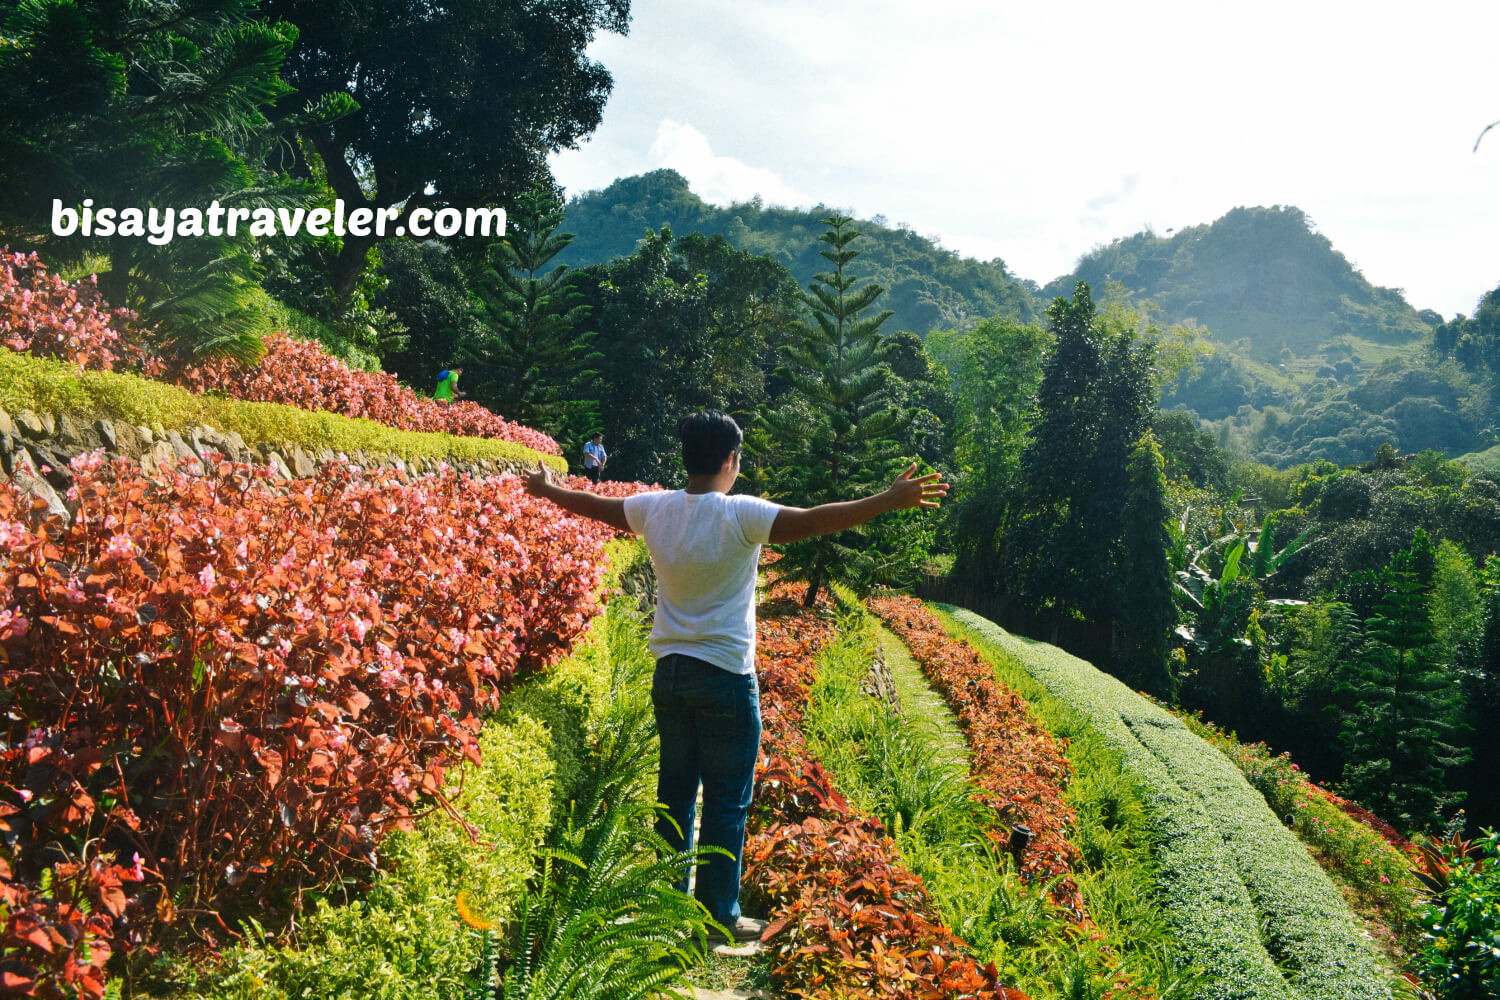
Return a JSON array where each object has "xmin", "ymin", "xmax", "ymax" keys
[
  {"xmin": 802, "ymin": 572, "xmax": 823, "ymax": 609},
  {"xmin": 330, "ymin": 229, "xmax": 379, "ymax": 305}
]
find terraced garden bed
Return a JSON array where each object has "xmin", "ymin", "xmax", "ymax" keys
[{"xmin": 933, "ymin": 605, "xmax": 1404, "ymax": 1000}]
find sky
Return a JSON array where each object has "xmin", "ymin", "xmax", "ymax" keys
[{"xmin": 548, "ymin": 0, "xmax": 1500, "ymax": 318}]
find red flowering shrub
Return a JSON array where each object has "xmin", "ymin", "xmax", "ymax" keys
[
  {"xmin": 868, "ymin": 595, "xmax": 1084, "ymax": 910},
  {"xmin": 174, "ymin": 333, "xmax": 560, "ymax": 454},
  {"xmin": 0, "ymin": 453, "xmax": 615, "ymax": 973},
  {"xmin": 0, "ymin": 251, "xmax": 156, "ymax": 374},
  {"xmin": 745, "ymin": 586, "xmax": 1028, "ymax": 1000},
  {"xmin": 0, "ymin": 849, "xmax": 142, "ymax": 999}
]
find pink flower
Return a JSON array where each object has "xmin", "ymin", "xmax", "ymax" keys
[
  {"xmin": 198, "ymin": 564, "xmax": 216, "ymax": 594},
  {"xmin": 104, "ymin": 533, "xmax": 136, "ymax": 559}
]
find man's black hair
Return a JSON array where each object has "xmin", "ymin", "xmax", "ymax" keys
[{"xmin": 678, "ymin": 410, "xmax": 742, "ymax": 475}]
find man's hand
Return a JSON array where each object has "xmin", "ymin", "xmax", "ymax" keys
[
  {"xmin": 768, "ymin": 462, "xmax": 950, "ymax": 544},
  {"xmin": 522, "ymin": 459, "xmax": 554, "ymax": 497},
  {"xmin": 520, "ymin": 459, "xmax": 632, "ymax": 531},
  {"xmin": 882, "ymin": 463, "xmax": 949, "ymax": 511}
]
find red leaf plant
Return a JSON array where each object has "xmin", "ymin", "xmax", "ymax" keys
[
  {"xmin": 745, "ymin": 583, "xmax": 1030, "ymax": 1000},
  {"xmin": 172, "ymin": 333, "xmax": 561, "ymax": 455},
  {"xmin": 0, "ymin": 451, "xmax": 621, "ymax": 982},
  {"xmin": 0, "ymin": 249, "xmax": 558, "ymax": 455},
  {"xmin": 869, "ymin": 594, "xmax": 1152, "ymax": 999}
]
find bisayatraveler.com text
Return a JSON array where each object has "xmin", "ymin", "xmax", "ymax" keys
[{"xmin": 51, "ymin": 199, "xmax": 507, "ymax": 246}]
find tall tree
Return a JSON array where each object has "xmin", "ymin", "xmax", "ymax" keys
[
  {"xmin": 1338, "ymin": 530, "xmax": 1470, "ymax": 832},
  {"xmin": 1003, "ymin": 281, "xmax": 1162, "ymax": 678},
  {"xmin": 672, "ymin": 232, "xmax": 798, "ymax": 424},
  {"xmin": 1120, "ymin": 433, "xmax": 1176, "ymax": 695},
  {"xmin": 926, "ymin": 317, "xmax": 1049, "ymax": 589},
  {"xmin": 0, "ymin": 0, "xmax": 322, "ymax": 358},
  {"xmin": 582, "ymin": 227, "xmax": 711, "ymax": 485},
  {"xmin": 261, "ymin": 0, "xmax": 630, "ymax": 301},
  {"xmin": 762, "ymin": 214, "xmax": 911, "ymax": 607},
  {"xmin": 467, "ymin": 186, "xmax": 599, "ymax": 444}
]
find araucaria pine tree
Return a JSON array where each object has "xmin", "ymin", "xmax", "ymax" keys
[
  {"xmin": 762, "ymin": 214, "xmax": 911, "ymax": 607},
  {"xmin": 469, "ymin": 185, "xmax": 599, "ymax": 442},
  {"xmin": 1337, "ymin": 529, "xmax": 1471, "ymax": 832},
  {"xmin": 1121, "ymin": 432, "xmax": 1176, "ymax": 695}
]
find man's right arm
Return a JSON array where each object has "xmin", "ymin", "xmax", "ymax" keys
[
  {"xmin": 768, "ymin": 464, "xmax": 947, "ymax": 544},
  {"xmin": 522, "ymin": 461, "xmax": 632, "ymax": 532}
]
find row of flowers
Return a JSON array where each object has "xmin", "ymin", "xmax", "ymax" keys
[
  {"xmin": 0, "ymin": 249, "xmax": 559, "ymax": 455},
  {"xmin": 0, "ymin": 453, "xmax": 629, "ymax": 997},
  {"xmin": 867, "ymin": 594, "xmax": 1147, "ymax": 997},
  {"xmin": 744, "ymin": 582, "xmax": 1030, "ymax": 1000}
]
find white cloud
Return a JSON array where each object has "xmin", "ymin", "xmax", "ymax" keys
[
  {"xmin": 646, "ymin": 120, "xmax": 808, "ymax": 208},
  {"xmin": 550, "ymin": 0, "xmax": 1500, "ymax": 315}
]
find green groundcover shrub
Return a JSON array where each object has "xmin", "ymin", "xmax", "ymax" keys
[
  {"xmin": 939, "ymin": 606, "xmax": 1401, "ymax": 1000},
  {"xmin": 0, "ymin": 347, "xmax": 563, "ymax": 472}
]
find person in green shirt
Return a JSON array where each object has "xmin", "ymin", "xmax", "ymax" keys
[{"xmin": 433, "ymin": 367, "xmax": 464, "ymax": 404}]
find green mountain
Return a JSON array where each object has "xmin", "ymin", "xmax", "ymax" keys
[
  {"xmin": 1042, "ymin": 206, "xmax": 1499, "ymax": 467},
  {"xmin": 559, "ymin": 179, "xmax": 1490, "ymax": 468},
  {"xmin": 1042, "ymin": 205, "xmax": 1437, "ymax": 359},
  {"xmin": 559, "ymin": 169, "xmax": 1042, "ymax": 334}
]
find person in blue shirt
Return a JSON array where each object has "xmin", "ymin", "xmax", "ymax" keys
[{"xmin": 582, "ymin": 431, "xmax": 607, "ymax": 483}]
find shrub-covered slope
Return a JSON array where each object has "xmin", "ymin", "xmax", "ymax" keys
[{"xmin": 939, "ymin": 607, "xmax": 1399, "ymax": 1000}]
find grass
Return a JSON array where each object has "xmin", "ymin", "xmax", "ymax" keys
[
  {"xmin": 871, "ymin": 620, "xmax": 969, "ymax": 770},
  {"xmin": 806, "ymin": 601, "xmax": 1189, "ymax": 999},
  {"xmin": 0, "ymin": 347, "xmax": 565, "ymax": 473},
  {"xmin": 935, "ymin": 605, "xmax": 1404, "ymax": 1000}
]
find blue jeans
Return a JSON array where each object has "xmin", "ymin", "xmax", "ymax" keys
[{"xmin": 651, "ymin": 653, "xmax": 762, "ymax": 926}]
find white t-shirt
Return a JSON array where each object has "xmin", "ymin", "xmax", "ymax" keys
[{"xmin": 622, "ymin": 490, "xmax": 783, "ymax": 674}]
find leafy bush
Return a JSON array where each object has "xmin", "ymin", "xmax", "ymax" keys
[
  {"xmin": 186, "ymin": 602, "xmax": 676, "ymax": 1000},
  {"xmin": 1412, "ymin": 829, "xmax": 1500, "ymax": 999},
  {"xmin": 940, "ymin": 606, "xmax": 1400, "ymax": 1000},
  {"xmin": 175, "ymin": 333, "xmax": 560, "ymax": 455},
  {"xmin": 486, "ymin": 605, "xmax": 712, "ymax": 1000},
  {"xmin": 1171, "ymin": 707, "xmax": 1422, "ymax": 943},
  {"xmin": 0, "ymin": 455, "xmax": 617, "ymax": 975},
  {"xmin": 183, "ymin": 713, "xmax": 560, "ymax": 1000}
]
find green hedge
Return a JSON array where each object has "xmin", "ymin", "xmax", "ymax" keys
[
  {"xmin": 938, "ymin": 606, "xmax": 1398, "ymax": 1000},
  {"xmin": 0, "ymin": 348, "xmax": 564, "ymax": 473}
]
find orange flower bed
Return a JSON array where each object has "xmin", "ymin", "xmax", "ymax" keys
[
  {"xmin": 745, "ymin": 583, "xmax": 1029, "ymax": 1000},
  {"xmin": 868, "ymin": 594, "xmax": 1151, "ymax": 999}
]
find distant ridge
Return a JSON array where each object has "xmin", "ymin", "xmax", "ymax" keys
[
  {"xmin": 1043, "ymin": 205, "xmax": 1435, "ymax": 358},
  {"xmin": 559, "ymin": 169, "xmax": 1041, "ymax": 334}
]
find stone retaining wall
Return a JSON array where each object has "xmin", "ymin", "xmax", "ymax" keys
[{"xmin": 0, "ymin": 405, "xmax": 538, "ymax": 524}]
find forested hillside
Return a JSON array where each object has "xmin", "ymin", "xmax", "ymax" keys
[
  {"xmin": 1043, "ymin": 205, "xmax": 1436, "ymax": 356},
  {"xmin": 1045, "ymin": 206, "xmax": 1494, "ymax": 467},
  {"xmin": 559, "ymin": 169, "xmax": 1042, "ymax": 333}
]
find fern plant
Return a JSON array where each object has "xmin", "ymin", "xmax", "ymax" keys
[{"xmin": 467, "ymin": 603, "xmax": 715, "ymax": 1000}]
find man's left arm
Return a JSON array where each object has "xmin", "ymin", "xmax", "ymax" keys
[{"xmin": 522, "ymin": 460, "xmax": 632, "ymax": 532}]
